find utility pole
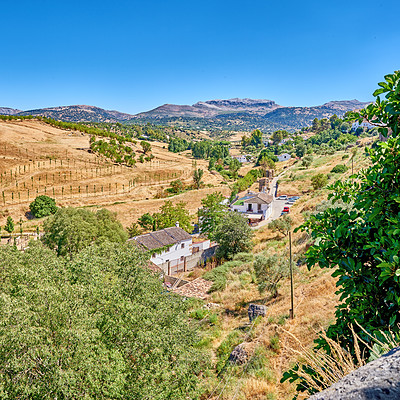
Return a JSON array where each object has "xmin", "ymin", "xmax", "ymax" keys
[{"xmin": 289, "ymin": 231, "xmax": 294, "ymax": 319}]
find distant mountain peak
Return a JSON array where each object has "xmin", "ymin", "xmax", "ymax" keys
[
  {"xmin": 15, "ymin": 105, "xmax": 135, "ymax": 123},
  {"xmin": 0, "ymin": 107, "xmax": 22, "ymax": 115}
]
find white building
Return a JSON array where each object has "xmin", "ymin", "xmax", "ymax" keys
[
  {"xmin": 352, "ymin": 120, "xmax": 374, "ymax": 130},
  {"xmin": 130, "ymin": 226, "xmax": 192, "ymax": 266},
  {"xmin": 233, "ymin": 154, "xmax": 249, "ymax": 163},
  {"xmin": 277, "ymin": 153, "xmax": 291, "ymax": 162},
  {"xmin": 129, "ymin": 226, "xmax": 215, "ymax": 275},
  {"xmin": 231, "ymin": 192, "xmax": 273, "ymax": 225}
]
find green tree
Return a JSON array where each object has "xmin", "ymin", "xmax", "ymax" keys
[
  {"xmin": 214, "ymin": 212, "xmax": 253, "ymax": 259},
  {"xmin": 193, "ymin": 168, "xmax": 204, "ymax": 189},
  {"xmin": 254, "ymin": 253, "xmax": 291, "ymax": 297},
  {"xmin": 154, "ymin": 200, "xmax": 192, "ymax": 233},
  {"xmin": 4, "ymin": 216, "xmax": 14, "ymax": 235},
  {"xmin": 268, "ymin": 215, "xmax": 292, "ymax": 237},
  {"xmin": 228, "ymin": 158, "xmax": 241, "ymax": 179},
  {"xmin": 197, "ymin": 192, "xmax": 228, "ymax": 239},
  {"xmin": 302, "ymin": 154, "xmax": 314, "ymax": 168},
  {"xmin": 285, "ymin": 71, "xmax": 400, "ymax": 396},
  {"xmin": 0, "ymin": 242, "xmax": 204, "ymax": 399},
  {"xmin": 29, "ymin": 195, "xmax": 58, "ymax": 218},
  {"xmin": 169, "ymin": 179, "xmax": 184, "ymax": 194},
  {"xmin": 311, "ymin": 173, "xmax": 328, "ymax": 190},
  {"xmin": 295, "ymin": 143, "xmax": 306, "ymax": 158},
  {"xmin": 126, "ymin": 222, "xmax": 142, "ymax": 237},
  {"xmin": 138, "ymin": 213, "xmax": 156, "ymax": 231},
  {"xmin": 259, "ymin": 155, "xmax": 276, "ymax": 174},
  {"xmin": 140, "ymin": 140, "xmax": 152, "ymax": 154},
  {"xmin": 250, "ymin": 129, "xmax": 263, "ymax": 147},
  {"xmin": 42, "ymin": 208, "xmax": 128, "ymax": 257}
]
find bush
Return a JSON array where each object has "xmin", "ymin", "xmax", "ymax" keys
[
  {"xmin": 29, "ymin": 195, "xmax": 57, "ymax": 218},
  {"xmin": 203, "ymin": 260, "xmax": 241, "ymax": 292},
  {"xmin": 232, "ymin": 252, "xmax": 254, "ymax": 263},
  {"xmin": 311, "ymin": 173, "xmax": 328, "ymax": 190},
  {"xmin": 331, "ymin": 164, "xmax": 348, "ymax": 173}
]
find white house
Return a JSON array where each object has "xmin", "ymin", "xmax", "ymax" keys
[
  {"xmin": 231, "ymin": 192, "xmax": 273, "ymax": 224},
  {"xmin": 130, "ymin": 226, "xmax": 192, "ymax": 268},
  {"xmin": 277, "ymin": 153, "xmax": 291, "ymax": 162},
  {"xmin": 352, "ymin": 120, "xmax": 374, "ymax": 130},
  {"xmin": 129, "ymin": 226, "xmax": 217, "ymax": 275},
  {"xmin": 233, "ymin": 154, "xmax": 249, "ymax": 163}
]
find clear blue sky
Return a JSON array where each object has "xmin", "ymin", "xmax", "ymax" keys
[{"xmin": 1, "ymin": 0, "xmax": 399, "ymax": 114}]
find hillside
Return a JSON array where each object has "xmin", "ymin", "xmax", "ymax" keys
[
  {"xmin": 0, "ymin": 119, "xmax": 229, "ymax": 229},
  {"xmin": 18, "ymin": 105, "xmax": 135, "ymax": 122},
  {"xmin": 134, "ymin": 98, "xmax": 281, "ymax": 118},
  {"xmin": 0, "ymin": 107, "xmax": 21, "ymax": 115},
  {"xmin": 133, "ymin": 99, "xmax": 370, "ymax": 132},
  {"xmin": 0, "ymin": 98, "xmax": 370, "ymax": 133}
]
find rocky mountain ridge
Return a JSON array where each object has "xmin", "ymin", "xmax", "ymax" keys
[
  {"xmin": 0, "ymin": 107, "xmax": 22, "ymax": 115},
  {"xmin": 0, "ymin": 98, "xmax": 371, "ymax": 132}
]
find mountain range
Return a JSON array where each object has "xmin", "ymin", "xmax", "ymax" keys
[{"xmin": 1, "ymin": 98, "xmax": 370, "ymax": 132}]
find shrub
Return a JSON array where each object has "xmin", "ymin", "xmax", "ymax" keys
[
  {"xmin": 232, "ymin": 252, "xmax": 254, "ymax": 263},
  {"xmin": 331, "ymin": 164, "xmax": 348, "ymax": 173},
  {"xmin": 29, "ymin": 195, "xmax": 57, "ymax": 218},
  {"xmin": 311, "ymin": 173, "xmax": 328, "ymax": 190}
]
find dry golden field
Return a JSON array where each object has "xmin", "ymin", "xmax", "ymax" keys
[{"xmin": 0, "ymin": 120, "xmax": 230, "ymax": 229}]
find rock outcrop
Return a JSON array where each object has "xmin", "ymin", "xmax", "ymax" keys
[{"xmin": 309, "ymin": 347, "xmax": 400, "ymax": 400}]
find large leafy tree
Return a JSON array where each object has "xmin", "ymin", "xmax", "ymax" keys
[
  {"xmin": 155, "ymin": 200, "xmax": 192, "ymax": 232},
  {"xmin": 197, "ymin": 192, "xmax": 228, "ymax": 239},
  {"xmin": 0, "ymin": 242, "xmax": 205, "ymax": 399},
  {"xmin": 214, "ymin": 212, "xmax": 253, "ymax": 259},
  {"xmin": 43, "ymin": 208, "xmax": 128, "ymax": 257},
  {"xmin": 29, "ymin": 195, "xmax": 58, "ymax": 218},
  {"xmin": 300, "ymin": 70, "xmax": 400, "ymax": 349}
]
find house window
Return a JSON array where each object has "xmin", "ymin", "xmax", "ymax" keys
[{"xmin": 181, "ymin": 243, "xmax": 185, "ymax": 249}]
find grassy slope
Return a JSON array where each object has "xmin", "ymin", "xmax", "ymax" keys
[
  {"xmin": 0, "ymin": 120, "xmax": 230, "ymax": 229},
  {"xmin": 187, "ymin": 146, "xmax": 372, "ymax": 400}
]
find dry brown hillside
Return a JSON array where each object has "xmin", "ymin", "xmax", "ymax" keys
[{"xmin": 0, "ymin": 120, "xmax": 229, "ymax": 229}]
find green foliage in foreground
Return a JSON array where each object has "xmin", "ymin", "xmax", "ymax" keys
[
  {"xmin": 283, "ymin": 70, "xmax": 400, "ymax": 397},
  {"xmin": 43, "ymin": 208, "xmax": 128, "ymax": 257},
  {"xmin": 0, "ymin": 242, "xmax": 205, "ymax": 399},
  {"xmin": 29, "ymin": 195, "xmax": 58, "ymax": 218}
]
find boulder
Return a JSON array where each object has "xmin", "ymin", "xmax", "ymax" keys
[
  {"xmin": 309, "ymin": 347, "xmax": 400, "ymax": 400},
  {"xmin": 229, "ymin": 344, "xmax": 248, "ymax": 365},
  {"xmin": 248, "ymin": 303, "xmax": 267, "ymax": 322}
]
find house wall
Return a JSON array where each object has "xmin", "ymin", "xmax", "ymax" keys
[
  {"xmin": 192, "ymin": 240, "xmax": 210, "ymax": 252},
  {"xmin": 277, "ymin": 153, "xmax": 291, "ymax": 162},
  {"xmin": 151, "ymin": 238, "xmax": 192, "ymax": 265},
  {"xmin": 231, "ymin": 204, "xmax": 247, "ymax": 213},
  {"xmin": 158, "ymin": 245, "xmax": 218, "ymax": 275}
]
